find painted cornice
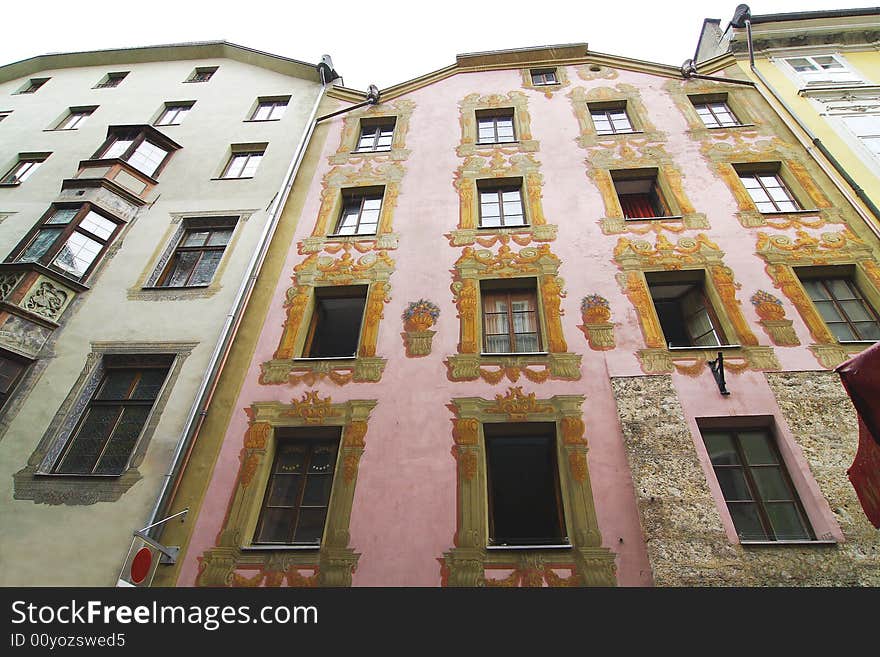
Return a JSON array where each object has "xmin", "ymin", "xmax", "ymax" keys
[{"xmin": 0, "ymin": 41, "xmax": 322, "ymax": 85}]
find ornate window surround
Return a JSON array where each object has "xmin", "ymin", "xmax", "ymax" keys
[
  {"xmin": 261, "ymin": 249, "xmax": 393, "ymax": 386},
  {"xmin": 665, "ymin": 79, "xmax": 768, "ymax": 139},
  {"xmin": 298, "ymin": 160, "xmax": 403, "ymax": 255},
  {"xmin": 756, "ymin": 228, "xmax": 880, "ymax": 369},
  {"xmin": 569, "ymin": 84, "xmax": 664, "ymax": 148},
  {"xmin": 457, "ymin": 91, "xmax": 538, "ymax": 158},
  {"xmin": 442, "ymin": 387, "xmax": 616, "ymax": 587},
  {"xmin": 613, "ymin": 233, "xmax": 779, "ymax": 374},
  {"xmin": 197, "ymin": 391, "xmax": 377, "ymax": 587},
  {"xmin": 446, "ymin": 243, "xmax": 580, "ymax": 383},
  {"xmin": 13, "ymin": 341, "xmax": 195, "ymax": 505},
  {"xmin": 128, "ymin": 210, "xmax": 254, "ymax": 301},
  {"xmin": 520, "ymin": 66, "xmax": 570, "ymax": 98},
  {"xmin": 329, "ymin": 99, "xmax": 414, "ymax": 165},
  {"xmin": 449, "ymin": 152, "xmax": 557, "ymax": 247}
]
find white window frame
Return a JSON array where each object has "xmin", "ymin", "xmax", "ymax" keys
[{"xmin": 779, "ymin": 53, "xmax": 863, "ymax": 87}]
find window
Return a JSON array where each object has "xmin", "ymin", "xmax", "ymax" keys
[
  {"xmin": 156, "ymin": 220, "xmax": 235, "ymax": 287},
  {"xmin": 185, "ymin": 67, "xmax": 217, "ymax": 83},
  {"xmin": 647, "ymin": 273, "xmax": 726, "ymax": 348},
  {"xmin": 485, "ymin": 423, "xmax": 566, "ymax": 546},
  {"xmin": 478, "ymin": 181, "xmax": 526, "ymax": 228},
  {"xmin": 254, "ymin": 429, "xmax": 341, "ymax": 545},
  {"xmin": 841, "ymin": 115, "xmax": 880, "ymax": 160},
  {"xmin": 692, "ymin": 98, "xmax": 740, "ymax": 128},
  {"xmin": 93, "ymin": 72, "xmax": 128, "ymax": 89},
  {"xmin": 530, "ymin": 68, "xmax": 558, "ymax": 86},
  {"xmin": 798, "ymin": 274, "xmax": 880, "ymax": 342},
  {"xmin": 590, "ymin": 103, "xmax": 634, "ymax": 135},
  {"xmin": 154, "ymin": 102, "xmax": 194, "ymax": 126},
  {"xmin": 51, "ymin": 355, "xmax": 172, "ymax": 475},
  {"xmin": 612, "ymin": 171, "xmax": 671, "ymax": 219},
  {"xmin": 0, "ymin": 154, "xmax": 48, "ymax": 185},
  {"xmin": 221, "ymin": 147, "xmax": 265, "ymax": 179},
  {"xmin": 303, "ymin": 286, "xmax": 368, "ymax": 358},
  {"xmin": 250, "ymin": 97, "xmax": 289, "ymax": 121},
  {"xmin": 701, "ymin": 427, "xmax": 814, "ymax": 542},
  {"xmin": 784, "ymin": 55, "xmax": 860, "ymax": 85},
  {"xmin": 736, "ymin": 168, "xmax": 800, "ymax": 213},
  {"xmin": 354, "ymin": 118, "xmax": 395, "ymax": 153},
  {"xmin": 16, "ymin": 78, "xmax": 48, "ymax": 94},
  {"xmin": 0, "ymin": 351, "xmax": 29, "ymax": 412},
  {"xmin": 10, "ymin": 205, "xmax": 121, "ymax": 280},
  {"xmin": 333, "ymin": 189, "xmax": 383, "ymax": 236},
  {"xmin": 54, "ymin": 107, "xmax": 96, "ymax": 130},
  {"xmin": 95, "ymin": 129, "xmax": 172, "ymax": 178},
  {"xmin": 476, "ymin": 109, "xmax": 515, "ymax": 144},
  {"xmin": 481, "ymin": 282, "xmax": 541, "ymax": 353}
]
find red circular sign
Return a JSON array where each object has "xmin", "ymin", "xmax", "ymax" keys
[{"xmin": 130, "ymin": 547, "xmax": 153, "ymax": 584}]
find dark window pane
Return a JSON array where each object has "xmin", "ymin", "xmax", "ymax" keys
[
  {"xmin": 17, "ymin": 229, "xmax": 63, "ymax": 262},
  {"xmin": 752, "ymin": 468, "xmax": 794, "ymax": 501},
  {"xmin": 487, "ymin": 435, "xmax": 564, "ymax": 545},
  {"xmin": 301, "ymin": 475, "xmax": 333, "ymax": 506},
  {"xmin": 257, "ymin": 508, "xmax": 295, "ymax": 543},
  {"xmin": 56, "ymin": 406, "xmax": 120, "ymax": 474},
  {"xmin": 307, "ymin": 293, "xmax": 367, "ymax": 358},
  {"xmin": 267, "ymin": 474, "xmax": 304, "ymax": 507},
  {"xmin": 189, "ymin": 251, "xmax": 223, "ymax": 285},
  {"xmin": 728, "ymin": 502, "xmax": 768, "ymax": 540},
  {"xmin": 132, "ymin": 368, "xmax": 169, "ymax": 400},
  {"xmin": 766, "ymin": 502, "xmax": 812, "ymax": 540},
  {"xmin": 276, "ymin": 443, "xmax": 308, "ymax": 474},
  {"xmin": 739, "ymin": 431, "xmax": 779, "ymax": 465},
  {"xmin": 295, "ymin": 508, "xmax": 328, "ymax": 543},
  {"xmin": 715, "ymin": 468, "xmax": 752, "ymax": 501},
  {"xmin": 94, "ymin": 405, "xmax": 151, "ymax": 474},
  {"xmin": 96, "ymin": 370, "xmax": 138, "ymax": 400}
]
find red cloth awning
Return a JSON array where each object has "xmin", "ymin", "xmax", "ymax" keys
[{"xmin": 836, "ymin": 342, "xmax": 880, "ymax": 528}]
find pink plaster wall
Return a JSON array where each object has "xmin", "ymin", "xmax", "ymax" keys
[{"xmin": 178, "ymin": 64, "xmax": 842, "ymax": 588}]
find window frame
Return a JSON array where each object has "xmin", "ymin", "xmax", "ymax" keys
[
  {"xmin": 93, "ymin": 72, "xmax": 129, "ymax": 89},
  {"xmin": 796, "ymin": 271, "xmax": 880, "ymax": 342},
  {"xmin": 252, "ymin": 429, "xmax": 342, "ymax": 546},
  {"xmin": 353, "ymin": 118, "xmax": 396, "ymax": 153},
  {"xmin": 301, "ymin": 285, "xmax": 369, "ymax": 359},
  {"xmin": 8, "ymin": 203, "xmax": 124, "ymax": 281},
  {"xmin": 691, "ymin": 97, "xmax": 741, "ymax": 129},
  {"xmin": 479, "ymin": 279, "xmax": 545, "ymax": 355},
  {"xmin": 529, "ymin": 68, "xmax": 558, "ymax": 87},
  {"xmin": 475, "ymin": 108, "xmax": 517, "ymax": 145},
  {"xmin": 184, "ymin": 66, "xmax": 218, "ymax": 83},
  {"xmin": 0, "ymin": 349, "xmax": 30, "ymax": 414},
  {"xmin": 155, "ymin": 219, "xmax": 237, "ymax": 288},
  {"xmin": 735, "ymin": 166, "xmax": 803, "ymax": 214},
  {"xmin": 220, "ymin": 147, "xmax": 266, "ymax": 180},
  {"xmin": 154, "ymin": 102, "xmax": 194, "ymax": 127},
  {"xmin": 248, "ymin": 97, "xmax": 290, "ymax": 122},
  {"xmin": 484, "ymin": 423, "xmax": 568, "ymax": 547},
  {"xmin": 477, "ymin": 180, "xmax": 528, "ymax": 229},
  {"xmin": 15, "ymin": 78, "xmax": 49, "ymax": 94},
  {"xmin": 330, "ymin": 188, "xmax": 385, "ymax": 237},
  {"xmin": 53, "ymin": 107, "xmax": 97, "ymax": 131},
  {"xmin": 645, "ymin": 271, "xmax": 731, "ymax": 349},
  {"xmin": 589, "ymin": 101, "xmax": 637, "ymax": 135},
  {"xmin": 0, "ymin": 154, "xmax": 48, "ymax": 185},
  {"xmin": 699, "ymin": 425, "xmax": 816, "ymax": 543},
  {"xmin": 49, "ymin": 354, "xmax": 173, "ymax": 477},
  {"xmin": 611, "ymin": 169, "xmax": 678, "ymax": 220},
  {"xmin": 782, "ymin": 54, "xmax": 862, "ymax": 86},
  {"xmin": 93, "ymin": 128, "xmax": 174, "ymax": 179},
  {"xmin": 481, "ymin": 286, "xmax": 543, "ymax": 354}
]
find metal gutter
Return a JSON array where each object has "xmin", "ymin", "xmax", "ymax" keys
[{"xmin": 143, "ymin": 71, "xmax": 333, "ymax": 542}]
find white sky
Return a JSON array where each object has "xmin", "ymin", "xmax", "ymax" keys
[{"xmin": 4, "ymin": 1, "xmax": 875, "ymax": 90}]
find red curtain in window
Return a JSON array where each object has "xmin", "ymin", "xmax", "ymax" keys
[
  {"xmin": 620, "ymin": 194, "xmax": 655, "ymax": 219},
  {"xmin": 837, "ymin": 342, "xmax": 880, "ymax": 528}
]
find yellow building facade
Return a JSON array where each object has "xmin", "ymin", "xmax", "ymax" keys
[{"xmin": 696, "ymin": 6, "xmax": 880, "ymax": 230}]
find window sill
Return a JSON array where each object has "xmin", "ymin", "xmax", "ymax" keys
[
  {"xmin": 623, "ymin": 215, "xmax": 683, "ymax": 222},
  {"xmin": 241, "ymin": 544, "xmax": 321, "ymax": 551},
  {"xmin": 141, "ymin": 284, "xmax": 210, "ymax": 291},
  {"xmin": 480, "ymin": 351, "xmax": 549, "ymax": 357},
  {"xmin": 837, "ymin": 339, "xmax": 878, "ymax": 345},
  {"xmin": 487, "ymin": 543, "xmax": 572, "ymax": 551},
  {"xmin": 153, "ymin": 123, "xmax": 181, "ymax": 127},
  {"xmin": 667, "ymin": 344, "xmax": 741, "ymax": 351},
  {"xmin": 475, "ymin": 141, "xmax": 519, "ymax": 147},
  {"xmin": 44, "ymin": 128, "xmax": 78, "ymax": 132},
  {"xmin": 477, "ymin": 224, "xmax": 531, "ymax": 230},
  {"xmin": 0, "ymin": 182, "xmax": 22, "ymax": 187},
  {"xmin": 596, "ymin": 130, "xmax": 644, "ymax": 137},
  {"xmin": 740, "ymin": 540, "xmax": 837, "ymax": 546},
  {"xmin": 326, "ymin": 232, "xmax": 378, "ymax": 239},
  {"xmin": 705, "ymin": 123, "xmax": 755, "ymax": 129},
  {"xmin": 293, "ymin": 355, "xmax": 357, "ymax": 362},
  {"xmin": 350, "ymin": 149, "xmax": 392, "ymax": 155},
  {"xmin": 757, "ymin": 209, "xmax": 820, "ymax": 215},
  {"xmin": 243, "ymin": 119, "xmax": 282, "ymax": 123},
  {"xmin": 211, "ymin": 176, "xmax": 254, "ymax": 181},
  {"xmin": 261, "ymin": 355, "xmax": 386, "ymax": 384}
]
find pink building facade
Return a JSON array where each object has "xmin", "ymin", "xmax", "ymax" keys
[{"xmin": 161, "ymin": 45, "xmax": 880, "ymax": 587}]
